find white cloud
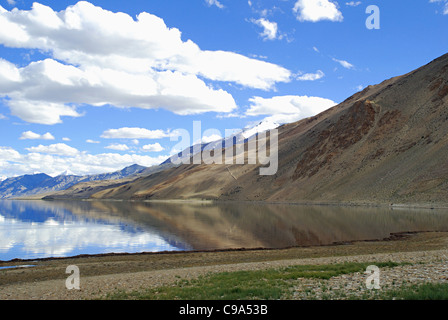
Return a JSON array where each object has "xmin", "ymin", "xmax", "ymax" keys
[
  {"xmin": 332, "ymin": 57, "xmax": 354, "ymax": 69},
  {"xmin": 142, "ymin": 143, "xmax": 164, "ymax": 152},
  {"xmin": 251, "ymin": 18, "xmax": 281, "ymax": 41},
  {"xmin": 101, "ymin": 127, "xmax": 173, "ymax": 140},
  {"xmin": 7, "ymin": 98, "xmax": 82, "ymax": 125},
  {"xmin": 86, "ymin": 139, "xmax": 100, "ymax": 144},
  {"xmin": 0, "ymin": 146, "xmax": 21, "ymax": 160},
  {"xmin": 0, "ymin": 145, "xmax": 169, "ymax": 177},
  {"xmin": 62, "ymin": 137, "xmax": 71, "ymax": 141},
  {"xmin": 105, "ymin": 143, "xmax": 130, "ymax": 151},
  {"xmin": 345, "ymin": 1, "xmax": 361, "ymax": 7},
  {"xmin": 195, "ymin": 133, "xmax": 223, "ymax": 145},
  {"xmin": 429, "ymin": 0, "xmax": 448, "ymax": 14},
  {"xmin": 205, "ymin": 0, "xmax": 224, "ymax": 9},
  {"xmin": 0, "ymin": 2, "xmax": 292, "ymax": 124},
  {"xmin": 296, "ymin": 70, "xmax": 325, "ymax": 81},
  {"xmin": 19, "ymin": 131, "xmax": 55, "ymax": 140},
  {"xmin": 1, "ymin": 58, "xmax": 235, "ymax": 124},
  {"xmin": 25, "ymin": 143, "xmax": 80, "ymax": 156},
  {"xmin": 293, "ymin": 0, "xmax": 343, "ymax": 22},
  {"xmin": 246, "ymin": 95, "xmax": 336, "ymax": 124}
]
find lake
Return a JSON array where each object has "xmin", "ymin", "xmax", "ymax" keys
[{"xmin": 1, "ymin": 200, "xmax": 448, "ymax": 261}]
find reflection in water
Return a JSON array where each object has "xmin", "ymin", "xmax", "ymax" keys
[
  {"xmin": 1, "ymin": 200, "xmax": 448, "ymax": 261},
  {"xmin": 0, "ymin": 200, "xmax": 188, "ymax": 261}
]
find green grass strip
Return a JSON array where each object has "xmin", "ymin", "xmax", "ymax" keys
[
  {"xmin": 381, "ymin": 283, "xmax": 448, "ymax": 300},
  {"xmin": 106, "ymin": 261, "xmax": 402, "ymax": 300}
]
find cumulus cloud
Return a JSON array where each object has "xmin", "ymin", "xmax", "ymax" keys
[
  {"xmin": 0, "ymin": 145, "xmax": 168, "ymax": 177},
  {"xmin": 246, "ymin": 95, "xmax": 336, "ymax": 124},
  {"xmin": 0, "ymin": 2, "xmax": 292, "ymax": 124},
  {"xmin": 25, "ymin": 143, "xmax": 80, "ymax": 156},
  {"xmin": 101, "ymin": 127, "xmax": 173, "ymax": 140},
  {"xmin": 142, "ymin": 143, "xmax": 164, "ymax": 152},
  {"xmin": 105, "ymin": 144, "xmax": 130, "ymax": 151},
  {"xmin": 430, "ymin": 0, "xmax": 448, "ymax": 14},
  {"xmin": 0, "ymin": 146, "xmax": 21, "ymax": 160},
  {"xmin": 19, "ymin": 131, "xmax": 55, "ymax": 140},
  {"xmin": 345, "ymin": 1, "xmax": 361, "ymax": 7},
  {"xmin": 205, "ymin": 0, "xmax": 224, "ymax": 9},
  {"xmin": 250, "ymin": 18, "xmax": 281, "ymax": 41},
  {"xmin": 296, "ymin": 70, "xmax": 325, "ymax": 81},
  {"xmin": 201, "ymin": 134, "xmax": 223, "ymax": 144},
  {"xmin": 7, "ymin": 98, "xmax": 82, "ymax": 125},
  {"xmin": 293, "ymin": 0, "xmax": 343, "ymax": 22},
  {"xmin": 0, "ymin": 57, "xmax": 234, "ymax": 124}
]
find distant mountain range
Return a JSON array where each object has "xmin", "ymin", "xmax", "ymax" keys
[
  {"xmin": 0, "ymin": 121, "xmax": 270, "ymax": 199},
  {"xmin": 0, "ymin": 164, "xmax": 147, "ymax": 199}
]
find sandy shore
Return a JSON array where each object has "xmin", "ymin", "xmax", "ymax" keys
[{"xmin": 0, "ymin": 231, "xmax": 447, "ymax": 300}]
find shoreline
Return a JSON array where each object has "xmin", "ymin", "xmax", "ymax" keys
[
  {"xmin": 6, "ymin": 197, "xmax": 448, "ymax": 210},
  {"xmin": 0, "ymin": 231, "xmax": 422, "ymax": 265}
]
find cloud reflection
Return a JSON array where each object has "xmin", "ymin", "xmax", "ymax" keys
[{"xmin": 0, "ymin": 201, "xmax": 183, "ymax": 261}]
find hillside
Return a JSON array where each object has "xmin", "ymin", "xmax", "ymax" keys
[
  {"xmin": 45, "ymin": 53, "xmax": 448, "ymax": 206},
  {"xmin": 43, "ymin": 162, "xmax": 174, "ymax": 200}
]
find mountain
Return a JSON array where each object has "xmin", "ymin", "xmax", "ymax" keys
[
  {"xmin": 0, "ymin": 173, "xmax": 52, "ymax": 199},
  {"xmin": 162, "ymin": 119, "xmax": 278, "ymax": 166},
  {"xmin": 62, "ymin": 52, "xmax": 448, "ymax": 206},
  {"xmin": 43, "ymin": 162, "xmax": 174, "ymax": 200},
  {"xmin": 0, "ymin": 164, "xmax": 149, "ymax": 199},
  {"xmin": 80, "ymin": 164, "xmax": 147, "ymax": 182}
]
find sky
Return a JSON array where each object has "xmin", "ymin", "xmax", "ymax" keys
[{"xmin": 0, "ymin": 0, "xmax": 447, "ymax": 178}]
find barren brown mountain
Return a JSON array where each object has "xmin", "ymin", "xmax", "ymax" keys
[{"xmin": 47, "ymin": 53, "xmax": 448, "ymax": 206}]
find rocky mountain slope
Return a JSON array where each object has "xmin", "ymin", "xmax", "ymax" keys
[
  {"xmin": 43, "ymin": 162, "xmax": 174, "ymax": 200},
  {"xmin": 45, "ymin": 53, "xmax": 448, "ymax": 205}
]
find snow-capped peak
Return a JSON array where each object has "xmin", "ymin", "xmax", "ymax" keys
[
  {"xmin": 57, "ymin": 169, "xmax": 76, "ymax": 177},
  {"xmin": 241, "ymin": 119, "xmax": 280, "ymax": 139}
]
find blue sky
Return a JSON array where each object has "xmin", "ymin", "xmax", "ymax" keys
[{"xmin": 0, "ymin": 0, "xmax": 447, "ymax": 178}]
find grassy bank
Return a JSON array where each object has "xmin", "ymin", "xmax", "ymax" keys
[
  {"xmin": 106, "ymin": 260, "xmax": 448, "ymax": 300},
  {"xmin": 106, "ymin": 261, "xmax": 406, "ymax": 300}
]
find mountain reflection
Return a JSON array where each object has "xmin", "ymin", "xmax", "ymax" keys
[{"xmin": 2, "ymin": 200, "xmax": 448, "ymax": 261}]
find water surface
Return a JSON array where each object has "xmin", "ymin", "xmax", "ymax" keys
[{"xmin": 1, "ymin": 200, "xmax": 448, "ymax": 261}]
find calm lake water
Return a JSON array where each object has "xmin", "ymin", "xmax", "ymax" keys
[{"xmin": 1, "ymin": 200, "xmax": 448, "ymax": 261}]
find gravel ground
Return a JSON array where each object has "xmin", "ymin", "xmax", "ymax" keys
[
  {"xmin": 292, "ymin": 251, "xmax": 448, "ymax": 300},
  {"xmin": 1, "ymin": 232, "xmax": 447, "ymax": 300}
]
